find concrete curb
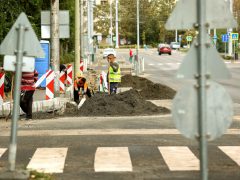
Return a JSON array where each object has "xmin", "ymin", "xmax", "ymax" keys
[{"xmin": 0, "ymin": 97, "xmax": 70, "ymax": 117}]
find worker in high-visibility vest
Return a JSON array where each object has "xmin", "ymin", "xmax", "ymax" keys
[{"xmin": 107, "ymin": 52, "xmax": 121, "ymax": 94}]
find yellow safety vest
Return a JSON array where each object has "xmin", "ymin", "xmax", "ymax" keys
[{"xmin": 109, "ymin": 66, "xmax": 121, "ymax": 82}]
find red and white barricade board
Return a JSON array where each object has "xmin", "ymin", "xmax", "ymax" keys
[
  {"xmin": 0, "ymin": 73, "xmax": 5, "ymax": 104},
  {"xmin": 46, "ymin": 70, "xmax": 54, "ymax": 100},
  {"xmin": 67, "ymin": 64, "xmax": 73, "ymax": 85},
  {"xmin": 59, "ymin": 71, "xmax": 65, "ymax": 93}
]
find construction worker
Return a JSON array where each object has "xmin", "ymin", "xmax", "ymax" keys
[
  {"xmin": 74, "ymin": 72, "xmax": 91, "ymax": 104},
  {"xmin": 107, "ymin": 52, "xmax": 121, "ymax": 94},
  {"xmin": 20, "ymin": 70, "xmax": 38, "ymax": 120}
]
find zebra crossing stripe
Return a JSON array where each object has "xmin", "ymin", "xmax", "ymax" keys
[
  {"xmin": 0, "ymin": 148, "xmax": 7, "ymax": 158},
  {"xmin": 94, "ymin": 147, "xmax": 132, "ymax": 172},
  {"xmin": 27, "ymin": 148, "xmax": 68, "ymax": 173},
  {"xmin": 219, "ymin": 146, "xmax": 240, "ymax": 166},
  {"xmin": 158, "ymin": 146, "xmax": 199, "ymax": 171}
]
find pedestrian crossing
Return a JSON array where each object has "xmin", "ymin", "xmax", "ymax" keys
[{"xmin": 1, "ymin": 146, "xmax": 240, "ymax": 174}]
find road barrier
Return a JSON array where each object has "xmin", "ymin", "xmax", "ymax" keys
[
  {"xmin": 46, "ymin": 70, "xmax": 54, "ymax": 100},
  {"xmin": 0, "ymin": 73, "xmax": 5, "ymax": 105},
  {"xmin": 67, "ymin": 64, "xmax": 73, "ymax": 85},
  {"xmin": 59, "ymin": 71, "xmax": 65, "ymax": 93}
]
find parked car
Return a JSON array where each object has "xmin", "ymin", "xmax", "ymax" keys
[
  {"xmin": 158, "ymin": 44, "xmax": 171, "ymax": 55},
  {"xmin": 170, "ymin": 42, "xmax": 180, "ymax": 50},
  {"xmin": 103, "ymin": 48, "xmax": 116, "ymax": 58}
]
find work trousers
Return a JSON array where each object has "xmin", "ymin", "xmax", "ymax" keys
[
  {"xmin": 74, "ymin": 87, "xmax": 91, "ymax": 104},
  {"xmin": 20, "ymin": 90, "xmax": 34, "ymax": 119},
  {"xmin": 110, "ymin": 82, "xmax": 119, "ymax": 94}
]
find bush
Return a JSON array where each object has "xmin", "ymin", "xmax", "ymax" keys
[{"xmin": 60, "ymin": 52, "xmax": 74, "ymax": 64}]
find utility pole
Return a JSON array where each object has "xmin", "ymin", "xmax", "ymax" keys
[
  {"xmin": 175, "ymin": 29, "xmax": 178, "ymax": 42},
  {"xmin": 213, "ymin": 29, "xmax": 217, "ymax": 46},
  {"xmin": 80, "ymin": 0, "xmax": 84, "ymax": 59},
  {"xmin": 110, "ymin": 0, "xmax": 113, "ymax": 47},
  {"xmin": 51, "ymin": 0, "xmax": 60, "ymax": 96},
  {"xmin": 87, "ymin": 0, "xmax": 91, "ymax": 62},
  {"xmin": 228, "ymin": 0, "xmax": 233, "ymax": 56},
  {"xmin": 136, "ymin": 0, "xmax": 140, "ymax": 75},
  {"xmin": 115, "ymin": 0, "xmax": 119, "ymax": 48},
  {"xmin": 75, "ymin": 0, "xmax": 80, "ymax": 76}
]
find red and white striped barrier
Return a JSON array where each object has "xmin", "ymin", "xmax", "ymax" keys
[
  {"xmin": 80, "ymin": 59, "xmax": 84, "ymax": 72},
  {"xmin": 0, "ymin": 73, "xmax": 5, "ymax": 104},
  {"xmin": 67, "ymin": 64, "xmax": 72, "ymax": 85},
  {"xmin": 59, "ymin": 71, "xmax": 65, "ymax": 93},
  {"xmin": 46, "ymin": 70, "xmax": 54, "ymax": 100}
]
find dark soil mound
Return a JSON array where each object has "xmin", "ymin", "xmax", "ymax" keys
[
  {"xmin": 119, "ymin": 74, "xmax": 153, "ymax": 89},
  {"xmin": 64, "ymin": 89, "xmax": 170, "ymax": 117},
  {"xmin": 120, "ymin": 75, "xmax": 176, "ymax": 99},
  {"xmin": 140, "ymin": 83, "xmax": 176, "ymax": 100}
]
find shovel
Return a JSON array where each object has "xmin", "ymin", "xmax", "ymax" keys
[{"xmin": 78, "ymin": 95, "xmax": 86, "ymax": 109}]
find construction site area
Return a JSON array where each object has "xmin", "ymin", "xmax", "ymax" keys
[{"xmin": 0, "ymin": 54, "xmax": 176, "ymax": 120}]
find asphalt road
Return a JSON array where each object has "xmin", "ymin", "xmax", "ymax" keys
[
  {"xmin": 0, "ymin": 115, "xmax": 240, "ymax": 180},
  {"xmin": 117, "ymin": 48, "xmax": 240, "ymax": 103}
]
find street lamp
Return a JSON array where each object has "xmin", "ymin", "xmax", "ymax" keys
[
  {"xmin": 109, "ymin": 0, "xmax": 113, "ymax": 46},
  {"xmin": 115, "ymin": 0, "xmax": 119, "ymax": 48},
  {"xmin": 136, "ymin": 0, "xmax": 140, "ymax": 75}
]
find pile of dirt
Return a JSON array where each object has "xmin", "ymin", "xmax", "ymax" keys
[
  {"xmin": 64, "ymin": 89, "xmax": 170, "ymax": 117},
  {"xmin": 30, "ymin": 75, "xmax": 174, "ymax": 119},
  {"xmin": 120, "ymin": 75, "xmax": 176, "ymax": 100},
  {"xmin": 119, "ymin": 74, "xmax": 153, "ymax": 89}
]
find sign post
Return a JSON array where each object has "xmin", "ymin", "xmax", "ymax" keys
[
  {"xmin": 222, "ymin": 34, "xmax": 229, "ymax": 58},
  {"xmin": 0, "ymin": 13, "xmax": 44, "ymax": 179},
  {"xmin": 165, "ymin": 0, "xmax": 236, "ymax": 179}
]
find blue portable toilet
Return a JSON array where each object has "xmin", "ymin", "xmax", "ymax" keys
[{"xmin": 35, "ymin": 40, "xmax": 50, "ymax": 87}]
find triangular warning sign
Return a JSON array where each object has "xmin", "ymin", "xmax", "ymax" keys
[
  {"xmin": 177, "ymin": 38, "xmax": 231, "ymax": 80},
  {"xmin": 0, "ymin": 12, "xmax": 44, "ymax": 57},
  {"xmin": 165, "ymin": 0, "xmax": 237, "ymax": 30}
]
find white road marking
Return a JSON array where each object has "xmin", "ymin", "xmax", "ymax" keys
[
  {"xmin": 148, "ymin": 63, "xmax": 154, "ymax": 66},
  {"xmin": 158, "ymin": 146, "xmax": 199, "ymax": 171},
  {"xmin": 94, "ymin": 147, "xmax": 132, "ymax": 172},
  {"xmin": 0, "ymin": 148, "xmax": 7, "ymax": 158},
  {"xmin": 1, "ymin": 129, "xmax": 240, "ymax": 136},
  {"xmin": 219, "ymin": 146, "xmax": 240, "ymax": 166},
  {"xmin": 27, "ymin": 148, "xmax": 68, "ymax": 173}
]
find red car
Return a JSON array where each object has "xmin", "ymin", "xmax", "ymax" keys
[{"xmin": 158, "ymin": 44, "xmax": 172, "ymax": 55}]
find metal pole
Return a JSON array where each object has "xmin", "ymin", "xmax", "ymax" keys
[
  {"xmin": 87, "ymin": 0, "xmax": 91, "ymax": 61},
  {"xmin": 136, "ymin": 0, "xmax": 140, "ymax": 75},
  {"xmin": 175, "ymin": 29, "xmax": 178, "ymax": 42},
  {"xmin": 8, "ymin": 24, "xmax": 25, "ymax": 171},
  {"xmin": 90, "ymin": 0, "xmax": 94, "ymax": 62},
  {"xmin": 115, "ymin": 0, "xmax": 119, "ymax": 48},
  {"xmin": 80, "ymin": 0, "xmax": 84, "ymax": 63},
  {"xmin": 228, "ymin": 0, "xmax": 233, "ymax": 56},
  {"xmin": 75, "ymin": 0, "xmax": 80, "ymax": 77},
  {"xmin": 51, "ymin": 0, "xmax": 60, "ymax": 96},
  {"xmin": 197, "ymin": 0, "xmax": 208, "ymax": 179},
  {"xmin": 213, "ymin": 29, "xmax": 217, "ymax": 46},
  {"xmin": 110, "ymin": 0, "xmax": 113, "ymax": 47}
]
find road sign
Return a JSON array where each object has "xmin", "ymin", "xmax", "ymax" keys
[
  {"xmin": 41, "ymin": 11, "xmax": 70, "ymax": 39},
  {"xmin": 186, "ymin": 36, "xmax": 192, "ymax": 42},
  {"xmin": 0, "ymin": 13, "xmax": 44, "ymax": 57},
  {"xmin": 165, "ymin": 0, "xmax": 237, "ymax": 30},
  {"xmin": 172, "ymin": 81, "xmax": 233, "ymax": 141},
  {"xmin": 0, "ymin": 12, "xmax": 43, "ymax": 173},
  {"xmin": 3, "ymin": 55, "xmax": 35, "ymax": 72},
  {"xmin": 222, "ymin": 34, "xmax": 229, "ymax": 42},
  {"xmin": 176, "ymin": 38, "xmax": 231, "ymax": 80},
  {"xmin": 231, "ymin": 33, "xmax": 239, "ymax": 41}
]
